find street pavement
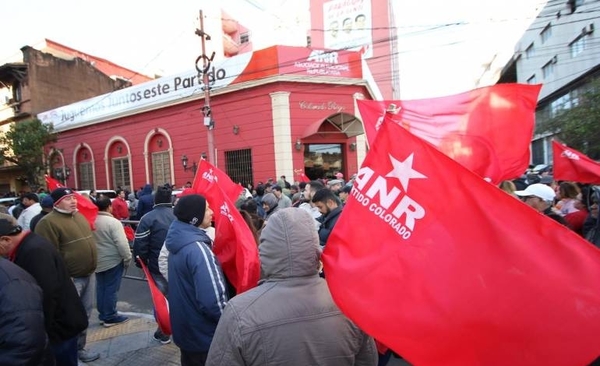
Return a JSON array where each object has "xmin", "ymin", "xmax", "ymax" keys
[{"xmin": 82, "ymin": 267, "xmax": 410, "ymax": 365}]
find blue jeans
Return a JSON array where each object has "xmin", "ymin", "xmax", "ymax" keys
[
  {"xmin": 96, "ymin": 262, "xmax": 125, "ymax": 322},
  {"xmin": 72, "ymin": 274, "xmax": 95, "ymax": 350},
  {"xmin": 51, "ymin": 336, "xmax": 78, "ymax": 366}
]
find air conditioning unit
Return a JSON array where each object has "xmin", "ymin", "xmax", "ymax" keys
[{"xmin": 582, "ymin": 23, "xmax": 595, "ymax": 35}]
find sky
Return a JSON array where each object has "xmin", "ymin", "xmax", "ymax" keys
[{"xmin": 2, "ymin": 0, "xmax": 545, "ymax": 99}]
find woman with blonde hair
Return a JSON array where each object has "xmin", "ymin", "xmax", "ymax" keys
[{"xmin": 499, "ymin": 180, "xmax": 517, "ymax": 197}]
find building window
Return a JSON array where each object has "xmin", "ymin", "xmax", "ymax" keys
[
  {"xmin": 542, "ymin": 59, "xmax": 555, "ymax": 79},
  {"xmin": 112, "ymin": 157, "xmax": 131, "ymax": 190},
  {"xmin": 570, "ymin": 36, "xmax": 587, "ymax": 58},
  {"xmin": 307, "ymin": 35, "xmax": 312, "ymax": 47},
  {"xmin": 527, "ymin": 74, "xmax": 537, "ymax": 84},
  {"xmin": 531, "ymin": 139, "xmax": 545, "ymax": 165},
  {"xmin": 225, "ymin": 149, "xmax": 253, "ymax": 187},
  {"xmin": 550, "ymin": 93, "xmax": 572, "ymax": 117},
  {"xmin": 568, "ymin": 0, "xmax": 584, "ymax": 13},
  {"xmin": 152, "ymin": 151, "xmax": 171, "ymax": 187},
  {"xmin": 78, "ymin": 162, "xmax": 94, "ymax": 190},
  {"xmin": 304, "ymin": 144, "xmax": 343, "ymax": 180},
  {"xmin": 525, "ymin": 43, "xmax": 535, "ymax": 59},
  {"xmin": 240, "ymin": 32, "xmax": 249, "ymax": 44},
  {"xmin": 541, "ymin": 24, "xmax": 552, "ymax": 44}
]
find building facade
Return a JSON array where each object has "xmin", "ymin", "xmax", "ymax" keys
[
  {"xmin": 499, "ymin": 0, "xmax": 599, "ymax": 165},
  {"xmin": 37, "ymin": 46, "xmax": 376, "ymax": 191},
  {"xmin": 0, "ymin": 42, "xmax": 147, "ymax": 194}
]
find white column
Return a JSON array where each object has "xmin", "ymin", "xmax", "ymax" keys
[
  {"xmin": 270, "ymin": 91, "xmax": 293, "ymax": 180},
  {"xmin": 353, "ymin": 92, "xmax": 368, "ymax": 168}
]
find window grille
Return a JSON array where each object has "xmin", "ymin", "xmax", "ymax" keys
[
  {"xmin": 78, "ymin": 162, "xmax": 94, "ymax": 190},
  {"xmin": 152, "ymin": 151, "xmax": 171, "ymax": 187},
  {"xmin": 225, "ymin": 149, "xmax": 253, "ymax": 187},
  {"xmin": 112, "ymin": 157, "xmax": 131, "ymax": 190}
]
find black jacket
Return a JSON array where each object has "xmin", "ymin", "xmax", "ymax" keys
[
  {"xmin": 318, "ymin": 206, "xmax": 343, "ymax": 247},
  {"xmin": 133, "ymin": 205, "xmax": 176, "ymax": 274},
  {"xmin": 136, "ymin": 184, "xmax": 155, "ymax": 219},
  {"xmin": 0, "ymin": 258, "xmax": 49, "ymax": 365},
  {"xmin": 13, "ymin": 232, "xmax": 88, "ymax": 344}
]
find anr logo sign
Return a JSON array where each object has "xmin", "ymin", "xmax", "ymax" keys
[
  {"xmin": 353, "ymin": 153, "xmax": 427, "ymax": 239},
  {"xmin": 561, "ymin": 150, "xmax": 580, "ymax": 160}
]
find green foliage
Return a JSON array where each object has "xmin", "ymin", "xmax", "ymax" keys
[
  {"xmin": 539, "ymin": 81, "xmax": 600, "ymax": 160},
  {"xmin": 0, "ymin": 118, "xmax": 57, "ymax": 188}
]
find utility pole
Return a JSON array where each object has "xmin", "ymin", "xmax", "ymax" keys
[{"xmin": 195, "ymin": 9, "xmax": 215, "ymax": 165}]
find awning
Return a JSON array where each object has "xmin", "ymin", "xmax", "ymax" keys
[{"xmin": 301, "ymin": 112, "xmax": 365, "ymax": 139}]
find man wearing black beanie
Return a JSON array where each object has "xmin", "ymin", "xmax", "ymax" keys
[{"xmin": 166, "ymin": 194, "xmax": 228, "ymax": 366}]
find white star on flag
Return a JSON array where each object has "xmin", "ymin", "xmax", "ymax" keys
[{"xmin": 385, "ymin": 153, "xmax": 427, "ymax": 191}]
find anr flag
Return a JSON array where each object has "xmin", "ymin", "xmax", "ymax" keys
[
  {"xmin": 357, "ymin": 83, "xmax": 541, "ymax": 184},
  {"xmin": 323, "ymin": 116, "xmax": 600, "ymax": 366},
  {"xmin": 552, "ymin": 140, "xmax": 600, "ymax": 184},
  {"xmin": 192, "ymin": 160, "xmax": 260, "ymax": 294}
]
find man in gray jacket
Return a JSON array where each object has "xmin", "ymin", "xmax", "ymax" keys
[{"xmin": 206, "ymin": 208, "xmax": 377, "ymax": 366}]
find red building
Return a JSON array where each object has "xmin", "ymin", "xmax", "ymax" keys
[{"xmin": 37, "ymin": 46, "xmax": 377, "ymax": 191}]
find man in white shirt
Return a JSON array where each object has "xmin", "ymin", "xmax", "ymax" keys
[{"xmin": 17, "ymin": 193, "xmax": 41, "ymax": 230}]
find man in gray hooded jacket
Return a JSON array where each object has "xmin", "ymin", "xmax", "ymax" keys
[{"xmin": 206, "ymin": 208, "xmax": 377, "ymax": 366}]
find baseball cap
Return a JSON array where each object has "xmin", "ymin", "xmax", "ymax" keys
[
  {"xmin": 0, "ymin": 214, "xmax": 22, "ymax": 236},
  {"xmin": 514, "ymin": 183, "xmax": 556, "ymax": 202}
]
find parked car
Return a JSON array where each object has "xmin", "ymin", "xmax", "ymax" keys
[{"xmin": 0, "ymin": 197, "xmax": 19, "ymax": 208}]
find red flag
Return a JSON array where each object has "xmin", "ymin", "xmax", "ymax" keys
[
  {"xmin": 357, "ymin": 83, "xmax": 542, "ymax": 184},
  {"xmin": 192, "ymin": 162, "xmax": 243, "ymax": 202},
  {"xmin": 552, "ymin": 140, "xmax": 600, "ymax": 184},
  {"xmin": 192, "ymin": 160, "xmax": 260, "ymax": 294},
  {"xmin": 294, "ymin": 169, "xmax": 310, "ymax": 183},
  {"xmin": 45, "ymin": 175, "xmax": 98, "ymax": 230},
  {"xmin": 323, "ymin": 117, "xmax": 600, "ymax": 366},
  {"xmin": 137, "ymin": 257, "xmax": 171, "ymax": 335}
]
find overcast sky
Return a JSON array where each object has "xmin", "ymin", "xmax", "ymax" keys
[{"xmin": 2, "ymin": 0, "xmax": 544, "ymax": 98}]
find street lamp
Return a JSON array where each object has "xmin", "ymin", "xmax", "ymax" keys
[
  {"xmin": 54, "ymin": 166, "xmax": 71, "ymax": 184},
  {"xmin": 181, "ymin": 155, "xmax": 198, "ymax": 175}
]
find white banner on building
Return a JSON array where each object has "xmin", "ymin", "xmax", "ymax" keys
[
  {"xmin": 38, "ymin": 53, "xmax": 253, "ymax": 132},
  {"xmin": 323, "ymin": 0, "xmax": 373, "ymax": 59}
]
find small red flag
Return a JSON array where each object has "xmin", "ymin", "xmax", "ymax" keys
[
  {"xmin": 552, "ymin": 140, "xmax": 600, "ymax": 184},
  {"xmin": 138, "ymin": 257, "xmax": 171, "ymax": 335},
  {"xmin": 192, "ymin": 160, "xmax": 260, "ymax": 294},
  {"xmin": 45, "ymin": 175, "xmax": 98, "ymax": 230},
  {"xmin": 323, "ymin": 116, "xmax": 600, "ymax": 366},
  {"xmin": 357, "ymin": 83, "xmax": 542, "ymax": 184},
  {"xmin": 294, "ymin": 169, "xmax": 310, "ymax": 183}
]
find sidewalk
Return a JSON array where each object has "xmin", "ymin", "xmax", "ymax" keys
[{"xmin": 84, "ymin": 311, "xmax": 180, "ymax": 365}]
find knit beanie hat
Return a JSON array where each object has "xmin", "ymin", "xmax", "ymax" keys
[
  {"xmin": 154, "ymin": 186, "xmax": 172, "ymax": 205},
  {"xmin": 262, "ymin": 193, "xmax": 278, "ymax": 209},
  {"xmin": 174, "ymin": 194, "xmax": 207, "ymax": 226},
  {"xmin": 50, "ymin": 187, "xmax": 75, "ymax": 206}
]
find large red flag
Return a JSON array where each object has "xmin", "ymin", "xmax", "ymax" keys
[
  {"xmin": 137, "ymin": 257, "xmax": 171, "ymax": 335},
  {"xmin": 192, "ymin": 160, "xmax": 260, "ymax": 294},
  {"xmin": 323, "ymin": 117, "xmax": 600, "ymax": 366},
  {"xmin": 357, "ymin": 83, "xmax": 542, "ymax": 184},
  {"xmin": 45, "ymin": 175, "xmax": 98, "ymax": 230},
  {"xmin": 552, "ymin": 140, "xmax": 600, "ymax": 184}
]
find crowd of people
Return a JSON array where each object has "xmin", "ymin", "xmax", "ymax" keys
[{"xmin": 2, "ymin": 167, "xmax": 599, "ymax": 366}]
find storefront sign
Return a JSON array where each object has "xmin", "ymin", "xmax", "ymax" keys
[{"xmin": 299, "ymin": 101, "xmax": 346, "ymax": 111}]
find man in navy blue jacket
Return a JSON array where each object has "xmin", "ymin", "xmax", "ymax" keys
[{"xmin": 166, "ymin": 194, "xmax": 228, "ymax": 366}]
